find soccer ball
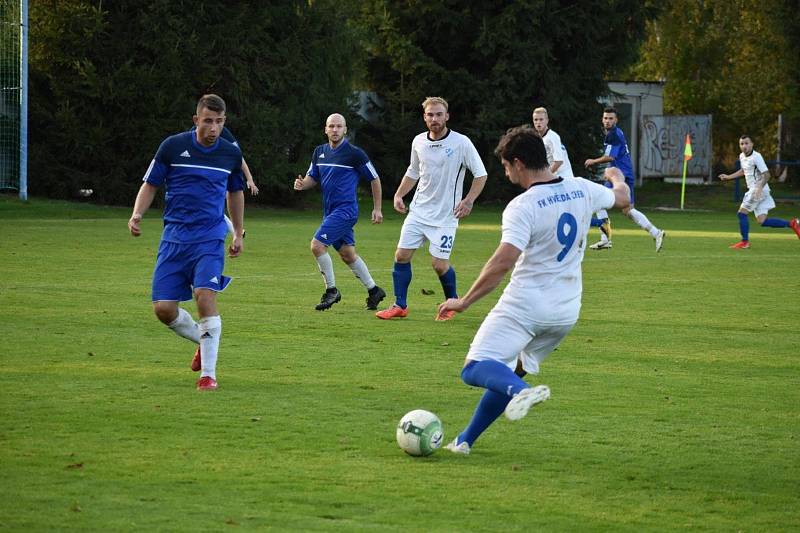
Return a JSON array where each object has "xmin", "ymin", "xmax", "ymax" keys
[{"xmin": 396, "ymin": 409, "xmax": 444, "ymax": 456}]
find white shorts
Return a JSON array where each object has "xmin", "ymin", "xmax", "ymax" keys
[
  {"xmin": 397, "ymin": 218, "xmax": 458, "ymax": 260},
  {"xmin": 466, "ymin": 306, "xmax": 574, "ymax": 375},
  {"xmin": 740, "ymin": 189, "xmax": 776, "ymax": 217}
]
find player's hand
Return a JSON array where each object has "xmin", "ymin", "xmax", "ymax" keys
[
  {"xmin": 247, "ymin": 181, "xmax": 260, "ymax": 196},
  {"xmin": 372, "ymin": 209, "xmax": 383, "ymax": 224},
  {"xmin": 437, "ymin": 297, "xmax": 468, "ymax": 319},
  {"xmin": 293, "ymin": 175, "xmax": 305, "ymax": 191},
  {"xmin": 584, "ymin": 159, "xmax": 594, "ymax": 168},
  {"xmin": 128, "ymin": 213, "xmax": 142, "ymax": 237},
  {"xmin": 454, "ymin": 199, "xmax": 473, "ymax": 219},
  {"xmin": 393, "ymin": 196, "xmax": 407, "ymax": 214},
  {"xmin": 229, "ymin": 235, "xmax": 243, "ymax": 258}
]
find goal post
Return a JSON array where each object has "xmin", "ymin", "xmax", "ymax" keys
[{"xmin": 0, "ymin": 0, "xmax": 27, "ymax": 200}]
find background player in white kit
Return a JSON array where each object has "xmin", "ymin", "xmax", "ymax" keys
[
  {"xmin": 376, "ymin": 97, "xmax": 488, "ymax": 321},
  {"xmin": 437, "ymin": 126, "xmax": 630, "ymax": 454},
  {"xmin": 718, "ymin": 134, "xmax": 800, "ymax": 248}
]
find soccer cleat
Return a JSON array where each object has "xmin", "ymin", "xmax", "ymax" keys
[
  {"xmin": 589, "ymin": 239, "xmax": 612, "ymax": 250},
  {"xmin": 315, "ymin": 287, "xmax": 342, "ymax": 311},
  {"xmin": 655, "ymin": 230, "xmax": 666, "ymax": 252},
  {"xmin": 190, "ymin": 346, "xmax": 201, "ymax": 372},
  {"xmin": 196, "ymin": 376, "xmax": 218, "ymax": 391},
  {"xmin": 435, "ymin": 309, "xmax": 456, "ymax": 322},
  {"xmin": 729, "ymin": 240, "xmax": 750, "ymax": 249},
  {"xmin": 504, "ymin": 385, "xmax": 550, "ymax": 421},
  {"xmin": 365, "ymin": 286, "xmax": 387, "ymax": 310},
  {"xmin": 789, "ymin": 218, "xmax": 800, "ymax": 239},
  {"xmin": 445, "ymin": 438, "xmax": 470, "ymax": 455},
  {"xmin": 375, "ymin": 304, "xmax": 408, "ymax": 320}
]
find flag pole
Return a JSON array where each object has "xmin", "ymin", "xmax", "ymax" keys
[{"xmin": 680, "ymin": 133, "xmax": 693, "ymax": 210}]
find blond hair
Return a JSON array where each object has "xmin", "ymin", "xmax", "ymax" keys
[
  {"xmin": 532, "ymin": 106, "xmax": 548, "ymax": 117},
  {"xmin": 422, "ymin": 96, "xmax": 449, "ymax": 111}
]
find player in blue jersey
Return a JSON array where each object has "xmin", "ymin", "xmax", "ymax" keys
[
  {"xmin": 294, "ymin": 113, "xmax": 386, "ymax": 311},
  {"xmin": 437, "ymin": 127, "xmax": 630, "ymax": 455},
  {"xmin": 584, "ymin": 107, "xmax": 665, "ymax": 252},
  {"xmin": 128, "ymin": 94, "xmax": 245, "ymax": 391}
]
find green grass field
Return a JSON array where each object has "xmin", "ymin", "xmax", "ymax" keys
[{"xmin": 2, "ymin": 190, "xmax": 799, "ymax": 531}]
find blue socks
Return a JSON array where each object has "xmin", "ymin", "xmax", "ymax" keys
[
  {"xmin": 738, "ymin": 212, "xmax": 750, "ymax": 241},
  {"xmin": 457, "ymin": 389, "xmax": 510, "ymax": 446},
  {"xmin": 392, "ymin": 261, "xmax": 412, "ymax": 308},
  {"xmin": 761, "ymin": 217, "xmax": 789, "ymax": 228},
  {"xmin": 438, "ymin": 266, "xmax": 457, "ymax": 299},
  {"xmin": 461, "ymin": 360, "xmax": 529, "ymax": 397},
  {"xmin": 590, "ymin": 217, "xmax": 604, "ymax": 227}
]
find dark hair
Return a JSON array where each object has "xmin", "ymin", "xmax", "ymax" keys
[
  {"xmin": 494, "ymin": 126, "xmax": 548, "ymax": 171},
  {"xmin": 603, "ymin": 106, "xmax": 617, "ymax": 116},
  {"xmin": 740, "ymin": 134, "xmax": 753, "ymax": 142},
  {"xmin": 197, "ymin": 94, "xmax": 226, "ymax": 114}
]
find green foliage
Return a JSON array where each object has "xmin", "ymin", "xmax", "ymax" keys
[
  {"xmin": 352, "ymin": 0, "xmax": 653, "ymax": 199},
  {"xmin": 28, "ymin": 0, "xmax": 362, "ymax": 205},
  {"xmin": 2, "ymin": 196, "xmax": 800, "ymax": 529},
  {"xmin": 628, "ymin": 0, "xmax": 800, "ymax": 169}
]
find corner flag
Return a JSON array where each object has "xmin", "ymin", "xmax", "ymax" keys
[{"xmin": 680, "ymin": 133, "xmax": 692, "ymax": 209}]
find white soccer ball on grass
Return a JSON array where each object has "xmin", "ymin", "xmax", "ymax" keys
[{"xmin": 396, "ymin": 409, "xmax": 444, "ymax": 456}]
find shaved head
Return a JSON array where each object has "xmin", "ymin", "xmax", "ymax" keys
[
  {"xmin": 324, "ymin": 113, "xmax": 348, "ymax": 147},
  {"xmin": 326, "ymin": 113, "xmax": 347, "ymax": 127}
]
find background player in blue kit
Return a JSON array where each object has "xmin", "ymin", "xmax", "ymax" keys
[
  {"xmin": 128, "ymin": 94, "xmax": 245, "ymax": 391},
  {"xmin": 585, "ymin": 107, "xmax": 665, "ymax": 251},
  {"xmin": 294, "ymin": 113, "xmax": 386, "ymax": 311}
]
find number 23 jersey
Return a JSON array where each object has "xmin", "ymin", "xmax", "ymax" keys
[{"xmin": 498, "ymin": 176, "xmax": 615, "ymax": 325}]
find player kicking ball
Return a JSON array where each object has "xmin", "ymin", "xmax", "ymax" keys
[
  {"xmin": 437, "ymin": 127, "xmax": 630, "ymax": 454},
  {"xmin": 718, "ymin": 134, "xmax": 800, "ymax": 248}
]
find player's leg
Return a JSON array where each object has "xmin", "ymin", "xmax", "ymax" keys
[
  {"xmin": 338, "ymin": 244, "xmax": 385, "ymax": 310},
  {"xmin": 376, "ymin": 219, "xmax": 424, "ymax": 318},
  {"xmin": 311, "ymin": 214, "xmax": 355, "ymax": 310},
  {"xmin": 731, "ymin": 192, "xmax": 755, "ymax": 248},
  {"xmin": 754, "ymin": 194, "xmax": 794, "ymax": 236},
  {"xmin": 151, "ymin": 241, "xmax": 201, "ymax": 355},
  {"xmin": 589, "ymin": 182, "xmax": 614, "ymax": 249},
  {"xmin": 427, "ymin": 226, "xmax": 458, "ymax": 300},
  {"xmin": 192, "ymin": 240, "xmax": 232, "ymax": 390}
]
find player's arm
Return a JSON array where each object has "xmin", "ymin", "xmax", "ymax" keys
[
  {"xmin": 718, "ymin": 168, "xmax": 744, "ymax": 181},
  {"xmin": 603, "ymin": 168, "xmax": 631, "ymax": 210},
  {"xmin": 227, "ymin": 190, "xmax": 245, "ymax": 257},
  {"xmin": 370, "ymin": 177, "xmax": 383, "ymax": 224},
  {"xmin": 293, "ymin": 174, "xmax": 317, "ymax": 191},
  {"xmin": 454, "ymin": 175, "xmax": 487, "ymax": 218},
  {"xmin": 241, "ymin": 158, "xmax": 259, "ymax": 195},
  {"xmin": 128, "ymin": 182, "xmax": 159, "ymax": 237},
  {"xmin": 393, "ymin": 175, "xmax": 418, "ymax": 214},
  {"xmin": 550, "ymin": 160, "xmax": 563, "ymax": 173},
  {"xmin": 585, "ymin": 154, "xmax": 613, "ymax": 168},
  {"xmin": 437, "ymin": 243, "xmax": 521, "ymax": 317}
]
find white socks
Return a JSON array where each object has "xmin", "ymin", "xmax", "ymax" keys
[
  {"xmin": 348, "ymin": 256, "xmax": 376, "ymax": 290},
  {"xmin": 167, "ymin": 308, "xmax": 200, "ymax": 343},
  {"xmin": 596, "ymin": 209, "xmax": 609, "ymax": 220},
  {"xmin": 316, "ymin": 252, "xmax": 336, "ymax": 288},
  {"xmin": 627, "ymin": 208, "xmax": 661, "ymax": 238},
  {"xmin": 198, "ymin": 316, "xmax": 222, "ymax": 379}
]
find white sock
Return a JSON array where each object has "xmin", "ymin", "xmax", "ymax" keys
[
  {"xmin": 167, "ymin": 308, "xmax": 200, "ymax": 343},
  {"xmin": 316, "ymin": 253, "xmax": 336, "ymax": 289},
  {"xmin": 596, "ymin": 209, "xmax": 609, "ymax": 219},
  {"xmin": 224, "ymin": 215, "xmax": 234, "ymax": 235},
  {"xmin": 347, "ymin": 256, "xmax": 376, "ymax": 290},
  {"xmin": 198, "ymin": 315, "xmax": 222, "ymax": 379},
  {"xmin": 627, "ymin": 208, "xmax": 660, "ymax": 238}
]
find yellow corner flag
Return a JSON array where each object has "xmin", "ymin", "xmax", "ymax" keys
[
  {"xmin": 680, "ymin": 133, "xmax": 692, "ymax": 209},
  {"xmin": 684, "ymin": 133, "xmax": 693, "ymax": 161}
]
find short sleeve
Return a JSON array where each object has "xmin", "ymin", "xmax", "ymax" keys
[
  {"xmin": 307, "ymin": 147, "xmax": 320, "ymax": 181},
  {"xmin": 754, "ymin": 153, "xmax": 769, "ymax": 173},
  {"xmin": 500, "ymin": 199, "xmax": 533, "ymax": 252},
  {"xmin": 464, "ymin": 137, "xmax": 487, "ymax": 177},
  {"xmin": 584, "ymin": 179, "xmax": 616, "ymax": 212},
  {"xmin": 405, "ymin": 140, "xmax": 421, "ymax": 180},
  {"xmin": 143, "ymin": 139, "xmax": 171, "ymax": 186}
]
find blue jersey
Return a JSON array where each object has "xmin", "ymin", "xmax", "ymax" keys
[
  {"xmin": 603, "ymin": 126, "xmax": 634, "ymax": 180},
  {"xmin": 144, "ymin": 131, "xmax": 244, "ymax": 244},
  {"xmin": 306, "ymin": 139, "xmax": 379, "ymax": 218}
]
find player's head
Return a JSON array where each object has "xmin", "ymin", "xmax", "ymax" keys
[
  {"xmin": 531, "ymin": 107, "xmax": 549, "ymax": 136},
  {"xmin": 325, "ymin": 113, "xmax": 348, "ymax": 147},
  {"xmin": 739, "ymin": 134, "xmax": 754, "ymax": 155},
  {"xmin": 602, "ymin": 106, "xmax": 618, "ymax": 131},
  {"xmin": 494, "ymin": 126, "xmax": 548, "ymax": 184},
  {"xmin": 193, "ymin": 94, "xmax": 226, "ymax": 147},
  {"xmin": 422, "ymin": 97, "xmax": 449, "ymax": 136}
]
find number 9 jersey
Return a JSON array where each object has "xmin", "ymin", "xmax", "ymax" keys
[{"xmin": 497, "ymin": 176, "xmax": 615, "ymax": 326}]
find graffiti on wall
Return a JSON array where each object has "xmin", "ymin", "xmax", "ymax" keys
[{"xmin": 640, "ymin": 115, "xmax": 712, "ymax": 178}]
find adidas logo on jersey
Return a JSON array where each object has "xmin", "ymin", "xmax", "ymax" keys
[
  {"xmin": 320, "ymin": 233, "xmax": 327, "ymax": 239},
  {"xmin": 319, "ymin": 153, "xmax": 325, "ymax": 158},
  {"xmin": 180, "ymin": 150, "xmax": 190, "ymax": 158}
]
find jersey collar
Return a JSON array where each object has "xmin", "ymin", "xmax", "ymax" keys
[
  {"xmin": 189, "ymin": 128, "xmax": 221, "ymax": 153},
  {"xmin": 529, "ymin": 177, "xmax": 563, "ymax": 188},
  {"xmin": 427, "ymin": 128, "xmax": 451, "ymax": 142}
]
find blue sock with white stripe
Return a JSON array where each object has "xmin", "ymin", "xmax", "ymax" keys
[
  {"xmin": 458, "ymin": 389, "xmax": 511, "ymax": 446},
  {"xmin": 761, "ymin": 217, "xmax": 789, "ymax": 228},
  {"xmin": 392, "ymin": 261, "xmax": 412, "ymax": 309},
  {"xmin": 461, "ymin": 360, "xmax": 529, "ymax": 397},
  {"xmin": 438, "ymin": 266, "xmax": 457, "ymax": 299},
  {"xmin": 738, "ymin": 212, "xmax": 750, "ymax": 241}
]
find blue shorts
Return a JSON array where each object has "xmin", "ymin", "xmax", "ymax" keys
[
  {"xmin": 604, "ymin": 177, "xmax": 636, "ymax": 204},
  {"xmin": 314, "ymin": 212, "xmax": 357, "ymax": 250},
  {"xmin": 151, "ymin": 239, "xmax": 231, "ymax": 302}
]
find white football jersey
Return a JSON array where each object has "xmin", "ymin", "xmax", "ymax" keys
[
  {"xmin": 740, "ymin": 150, "xmax": 770, "ymax": 193},
  {"xmin": 542, "ymin": 129, "xmax": 574, "ymax": 178},
  {"xmin": 497, "ymin": 177, "xmax": 615, "ymax": 325},
  {"xmin": 405, "ymin": 129, "xmax": 487, "ymax": 226}
]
